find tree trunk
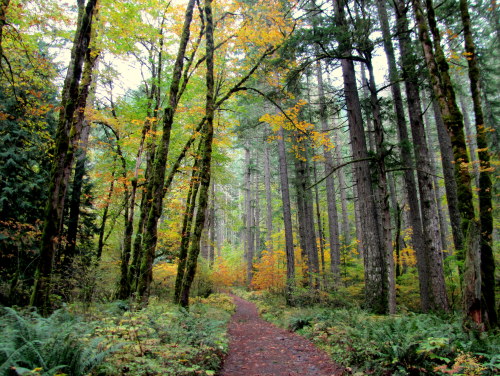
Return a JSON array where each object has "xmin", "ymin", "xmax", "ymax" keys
[
  {"xmin": 178, "ymin": 0, "xmax": 215, "ymax": 307},
  {"xmin": 254, "ymin": 168, "xmax": 261, "ymax": 257},
  {"xmin": 389, "ymin": 176, "xmax": 403, "ymax": 278},
  {"xmin": 395, "ymin": 0, "xmax": 448, "ymax": 312},
  {"xmin": 244, "ymin": 146, "xmax": 254, "ymax": 285},
  {"xmin": 209, "ymin": 182, "xmax": 216, "ymax": 265},
  {"xmin": 315, "ymin": 59, "xmax": 341, "ymax": 283},
  {"xmin": 137, "ymin": 0, "xmax": 196, "ymax": 300},
  {"xmin": 422, "ymin": 107, "xmax": 450, "ymax": 252},
  {"xmin": 431, "ymin": 97, "xmax": 463, "ymax": 253},
  {"xmin": 409, "ymin": 92, "xmax": 449, "ymax": 312},
  {"xmin": 264, "ymin": 142, "xmax": 273, "ymax": 252},
  {"xmin": 174, "ymin": 144, "xmax": 203, "ymax": 304},
  {"xmin": 460, "ymin": 0, "xmax": 497, "ymax": 327},
  {"xmin": 31, "ymin": 0, "xmax": 99, "ymax": 313},
  {"xmin": 333, "ymin": 132, "xmax": 350, "ymax": 248},
  {"xmin": 413, "ymin": 0, "xmax": 478, "ymax": 319},
  {"xmin": 119, "ymin": 42, "xmax": 163, "ymax": 299},
  {"xmin": 414, "ymin": 0, "xmax": 475, "ymax": 253},
  {"xmin": 459, "ymin": 96, "xmax": 479, "ymax": 186},
  {"xmin": 360, "ymin": 65, "xmax": 375, "ymax": 153},
  {"xmin": 277, "ymin": 126, "xmax": 295, "ymax": 302},
  {"xmin": 96, "ymin": 162, "xmax": 117, "ymax": 261},
  {"xmin": 313, "ymin": 161, "xmax": 326, "ymax": 279},
  {"xmin": 293, "ymin": 134, "xmax": 320, "ymax": 289},
  {"xmin": 333, "ymin": 0, "xmax": 387, "ymax": 314},
  {"xmin": 364, "ymin": 54, "xmax": 396, "ymax": 314},
  {"xmin": 65, "ymin": 121, "xmax": 91, "ymax": 261},
  {"xmin": 382, "ymin": 0, "xmax": 434, "ymax": 310}
]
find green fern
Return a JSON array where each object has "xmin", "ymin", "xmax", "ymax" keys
[{"xmin": 0, "ymin": 307, "xmax": 115, "ymax": 376}]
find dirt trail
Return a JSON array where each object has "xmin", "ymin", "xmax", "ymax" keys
[{"xmin": 220, "ymin": 295, "xmax": 343, "ymax": 376}]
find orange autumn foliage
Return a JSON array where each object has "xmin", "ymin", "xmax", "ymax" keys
[
  {"xmin": 251, "ymin": 249, "xmax": 287, "ymax": 292},
  {"xmin": 152, "ymin": 262, "xmax": 178, "ymax": 289},
  {"xmin": 210, "ymin": 257, "xmax": 246, "ymax": 289}
]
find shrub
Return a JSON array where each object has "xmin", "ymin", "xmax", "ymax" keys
[
  {"xmin": 93, "ymin": 295, "xmax": 232, "ymax": 376},
  {"xmin": 299, "ymin": 310, "xmax": 500, "ymax": 375}
]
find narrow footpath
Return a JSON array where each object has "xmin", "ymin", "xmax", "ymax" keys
[{"xmin": 220, "ymin": 295, "xmax": 343, "ymax": 376}]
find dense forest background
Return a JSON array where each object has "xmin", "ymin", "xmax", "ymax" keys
[{"xmin": 0, "ymin": 0, "xmax": 499, "ymax": 371}]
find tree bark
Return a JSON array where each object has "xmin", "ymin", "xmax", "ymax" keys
[
  {"xmin": 333, "ymin": 131, "xmax": 350, "ymax": 248},
  {"xmin": 137, "ymin": 0, "xmax": 196, "ymax": 300},
  {"xmin": 459, "ymin": 96, "xmax": 479, "ymax": 186},
  {"xmin": 333, "ymin": 0, "xmax": 388, "ymax": 313},
  {"xmin": 264, "ymin": 142, "xmax": 273, "ymax": 252},
  {"xmin": 244, "ymin": 146, "xmax": 254, "ymax": 285},
  {"xmin": 382, "ymin": 0, "xmax": 432, "ymax": 310},
  {"xmin": 315, "ymin": 59, "xmax": 341, "ymax": 283},
  {"xmin": 178, "ymin": 0, "xmax": 215, "ymax": 307},
  {"xmin": 254, "ymin": 167, "xmax": 261, "ymax": 257},
  {"xmin": 412, "ymin": 0, "xmax": 478, "ymax": 318},
  {"xmin": 293, "ymin": 134, "xmax": 320, "ymax": 289},
  {"xmin": 431, "ymin": 97, "xmax": 463, "ymax": 253},
  {"xmin": 31, "ymin": 0, "xmax": 99, "ymax": 313},
  {"xmin": 209, "ymin": 182, "xmax": 216, "ymax": 265},
  {"xmin": 414, "ymin": 0, "xmax": 475, "ymax": 255},
  {"xmin": 460, "ymin": 0, "xmax": 497, "ymax": 327},
  {"xmin": 174, "ymin": 143, "xmax": 203, "ymax": 304},
  {"xmin": 364, "ymin": 54, "xmax": 396, "ymax": 314},
  {"xmin": 313, "ymin": 161, "xmax": 326, "ymax": 279},
  {"xmin": 395, "ymin": 0, "xmax": 449, "ymax": 312},
  {"xmin": 277, "ymin": 126, "xmax": 295, "ymax": 302},
  {"xmin": 422, "ymin": 107, "xmax": 450, "ymax": 252},
  {"xmin": 96, "ymin": 161, "xmax": 117, "ymax": 261}
]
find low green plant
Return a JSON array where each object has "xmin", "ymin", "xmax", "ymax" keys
[
  {"xmin": 93, "ymin": 295, "xmax": 232, "ymax": 376},
  {"xmin": 191, "ymin": 293, "xmax": 236, "ymax": 313},
  {"xmin": 0, "ymin": 307, "xmax": 113, "ymax": 376},
  {"xmin": 242, "ymin": 290, "xmax": 499, "ymax": 376}
]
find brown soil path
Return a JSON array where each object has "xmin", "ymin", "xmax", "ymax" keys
[{"xmin": 220, "ymin": 295, "xmax": 343, "ymax": 376}]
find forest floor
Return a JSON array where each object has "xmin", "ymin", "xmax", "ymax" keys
[{"xmin": 219, "ymin": 295, "xmax": 344, "ymax": 376}]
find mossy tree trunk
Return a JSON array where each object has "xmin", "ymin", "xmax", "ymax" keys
[
  {"xmin": 30, "ymin": 0, "xmax": 99, "ymax": 314},
  {"xmin": 395, "ymin": 0, "xmax": 449, "ymax": 312},
  {"xmin": 384, "ymin": 0, "xmax": 431, "ymax": 311},
  {"xmin": 459, "ymin": 0, "xmax": 497, "ymax": 327},
  {"xmin": 64, "ymin": 18, "xmax": 100, "ymax": 273},
  {"xmin": 136, "ymin": 0, "xmax": 196, "ymax": 301},
  {"xmin": 174, "ymin": 141, "xmax": 203, "ymax": 304},
  {"xmin": 118, "ymin": 35, "xmax": 163, "ymax": 300},
  {"xmin": 293, "ymin": 134, "xmax": 320, "ymax": 289},
  {"xmin": 178, "ymin": 0, "xmax": 215, "ymax": 308},
  {"xmin": 412, "ymin": 0, "xmax": 479, "ymax": 321}
]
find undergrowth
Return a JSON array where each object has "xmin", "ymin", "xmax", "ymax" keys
[
  {"xmin": 0, "ymin": 307, "xmax": 113, "ymax": 376},
  {"xmin": 0, "ymin": 293, "xmax": 234, "ymax": 376},
  {"xmin": 92, "ymin": 293, "xmax": 235, "ymax": 376},
  {"xmin": 236, "ymin": 289, "xmax": 499, "ymax": 375}
]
